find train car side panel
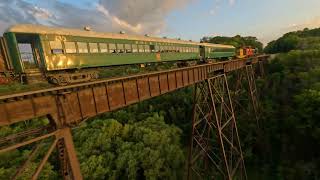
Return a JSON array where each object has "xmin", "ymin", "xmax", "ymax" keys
[
  {"xmin": 0, "ymin": 37, "xmax": 6, "ymax": 72},
  {"xmin": 4, "ymin": 33, "xmax": 24, "ymax": 73},
  {"xmin": 41, "ymin": 34, "xmax": 200, "ymax": 71}
]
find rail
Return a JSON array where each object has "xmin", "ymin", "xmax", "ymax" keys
[{"xmin": 0, "ymin": 55, "xmax": 269, "ymax": 127}]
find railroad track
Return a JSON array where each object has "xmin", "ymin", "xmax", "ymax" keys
[
  {"xmin": 0, "ymin": 55, "xmax": 269, "ymax": 127},
  {"xmin": 0, "ymin": 55, "xmax": 269, "ymax": 180},
  {"xmin": 0, "ymin": 56, "xmax": 267, "ymax": 102}
]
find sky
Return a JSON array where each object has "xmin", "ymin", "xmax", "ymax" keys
[{"xmin": 0, "ymin": 0, "xmax": 320, "ymax": 45}]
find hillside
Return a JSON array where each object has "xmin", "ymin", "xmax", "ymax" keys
[
  {"xmin": 264, "ymin": 27, "xmax": 320, "ymax": 53},
  {"xmin": 201, "ymin": 35, "xmax": 264, "ymax": 52}
]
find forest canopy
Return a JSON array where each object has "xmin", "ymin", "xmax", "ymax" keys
[
  {"xmin": 201, "ymin": 35, "xmax": 263, "ymax": 51},
  {"xmin": 2, "ymin": 28, "xmax": 320, "ymax": 179},
  {"xmin": 264, "ymin": 27, "xmax": 320, "ymax": 53}
]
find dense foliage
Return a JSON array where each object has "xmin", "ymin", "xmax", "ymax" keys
[
  {"xmin": 264, "ymin": 27, "xmax": 320, "ymax": 53},
  {"xmin": 253, "ymin": 50, "xmax": 320, "ymax": 179},
  {"xmin": 2, "ymin": 31, "xmax": 320, "ymax": 179},
  {"xmin": 74, "ymin": 114, "xmax": 185, "ymax": 179},
  {"xmin": 201, "ymin": 35, "xmax": 263, "ymax": 52}
]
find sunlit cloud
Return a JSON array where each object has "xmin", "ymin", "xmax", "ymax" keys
[
  {"xmin": 255, "ymin": 16, "xmax": 320, "ymax": 45},
  {"xmin": 209, "ymin": 0, "xmax": 234, "ymax": 16},
  {"xmin": 286, "ymin": 16, "xmax": 320, "ymax": 31},
  {"xmin": 96, "ymin": 4, "xmax": 143, "ymax": 33},
  {"xmin": 0, "ymin": 0, "xmax": 193, "ymax": 36},
  {"xmin": 229, "ymin": 0, "xmax": 235, "ymax": 6}
]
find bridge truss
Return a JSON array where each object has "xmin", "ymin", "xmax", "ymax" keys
[{"xmin": 0, "ymin": 55, "xmax": 268, "ymax": 179}]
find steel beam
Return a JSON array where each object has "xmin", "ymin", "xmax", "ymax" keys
[
  {"xmin": 188, "ymin": 74, "xmax": 247, "ymax": 180},
  {"xmin": 231, "ymin": 64, "xmax": 261, "ymax": 127},
  {"xmin": 0, "ymin": 55, "xmax": 269, "ymax": 179},
  {"xmin": 0, "ymin": 128, "xmax": 82, "ymax": 180}
]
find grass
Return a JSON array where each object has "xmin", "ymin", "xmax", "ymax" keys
[
  {"xmin": 0, "ymin": 62, "xmax": 181, "ymax": 96},
  {"xmin": 0, "ymin": 82, "xmax": 53, "ymax": 96}
]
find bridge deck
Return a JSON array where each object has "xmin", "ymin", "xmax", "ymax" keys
[{"xmin": 0, "ymin": 55, "xmax": 269, "ymax": 127}]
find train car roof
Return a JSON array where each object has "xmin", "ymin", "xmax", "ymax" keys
[
  {"xmin": 200, "ymin": 43, "xmax": 235, "ymax": 49},
  {"xmin": 7, "ymin": 24, "xmax": 201, "ymax": 46}
]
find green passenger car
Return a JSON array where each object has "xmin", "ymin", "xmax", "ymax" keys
[
  {"xmin": 200, "ymin": 43, "xmax": 236, "ymax": 59},
  {"xmin": 5, "ymin": 24, "xmax": 199, "ymax": 72},
  {"xmin": 2, "ymin": 24, "xmax": 236, "ymax": 84}
]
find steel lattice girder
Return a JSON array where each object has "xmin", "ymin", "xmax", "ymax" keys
[{"xmin": 188, "ymin": 74, "xmax": 247, "ymax": 180}]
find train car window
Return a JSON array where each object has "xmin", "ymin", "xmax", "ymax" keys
[
  {"xmin": 150, "ymin": 45, "xmax": 156, "ymax": 52},
  {"xmin": 89, "ymin": 43, "xmax": 99, "ymax": 53},
  {"xmin": 162, "ymin": 46, "xmax": 167, "ymax": 52},
  {"xmin": 144, "ymin": 45, "xmax": 150, "ymax": 52},
  {"xmin": 99, "ymin": 43, "xmax": 108, "ymax": 53},
  {"xmin": 155, "ymin": 45, "xmax": 160, "ymax": 52},
  {"xmin": 64, "ymin": 42, "xmax": 77, "ymax": 53},
  {"xmin": 77, "ymin": 42, "xmax": 88, "ymax": 53},
  {"xmin": 125, "ymin": 44, "xmax": 132, "ymax": 53},
  {"xmin": 117, "ymin": 44, "xmax": 124, "ymax": 53},
  {"xmin": 159, "ymin": 46, "xmax": 163, "ymax": 52},
  {"xmin": 109, "ymin": 43, "xmax": 116, "ymax": 53},
  {"xmin": 18, "ymin": 43, "xmax": 37, "ymax": 69},
  {"xmin": 132, "ymin": 44, "xmax": 138, "ymax": 53},
  {"xmin": 165, "ymin": 46, "xmax": 169, "ymax": 52},
  {"xmin": 138, "ymin": 45, "xmax": 144, "ymax": 52},
  {"xmin": 49, "ymin": 41, "xmax": 64, "ymax": 54}
]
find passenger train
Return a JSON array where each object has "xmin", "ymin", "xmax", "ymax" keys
[{"xmin": 0, "ymin": 24, "xmax": 257, "ymax": 85}]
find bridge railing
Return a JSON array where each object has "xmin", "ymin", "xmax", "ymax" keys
[
  {"xmin": 0, "ymin": 55, "xmax": 269, "ymax": 127},
  {"xmin": 0, "ymin": 55, "xmax": 269, "ymax": 180}
]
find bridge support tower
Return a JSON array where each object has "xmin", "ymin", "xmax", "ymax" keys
[
  {"xmin": 232, "ymin": 64, "xmax": 261, "ymax": 127},
  {"xmin": 187, "ymin": 73, "xmax": 247, "ymax": 180}
]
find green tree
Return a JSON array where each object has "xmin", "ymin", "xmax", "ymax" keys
[
  {"xmin": 201, "ymin": 35, "xmax": 263, "ymax": 52},
  {"xmin": 74, "ymin": 113, "xmax": 185, "ymax": 180}
]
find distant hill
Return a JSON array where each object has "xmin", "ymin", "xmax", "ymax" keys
[
  {"xmin": 201, "ymin": 35, "xmax": 263, "ymax": 52},
  {"xmin": 264, "ymin": 27, "xmax": 320, "ymax": 53}
]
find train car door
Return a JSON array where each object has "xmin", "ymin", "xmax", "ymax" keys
[
  {"xmin": 0, "ymin": 37, "xmax": 6, "ymax": 72},
  {"xmin": 15, "ymin": 34, "xmax": 42, "ymax": 73},
  {"xmin": 199, "ymin": 45, "xmax": 206, "ymax": 62}
]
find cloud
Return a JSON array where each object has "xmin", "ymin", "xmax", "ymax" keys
[
  {"xmin": 255, "ymin": 16, "xmax": 320, "ymax": 45},
  {"xmin": 285, "ymin": 16, "xmax": 320, "ymax": 32},
  {"xmin": 97, "ymin": 0, "xmax": 193, "ymax": 34},
  {"xmin": 229, "ymin": 0, "xmax": 235, "ymax": 6},
  {"xmin": 0, "ymin": 0, "xmax": 193, "ymax": 36},
  {"xmin": 0, "ymin": 0, "xmax": 58, "ymax": 33},
  {"xmin": 96, "ymin": 4, "xmax": 143, "ymax": 33},
  {"xmin": 31, "ymin": 6, "xmax": 55, "ymax": 19},
  {"xmin": 209, "ymin": 0, "xmax": 234, "ymax": 16}
]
